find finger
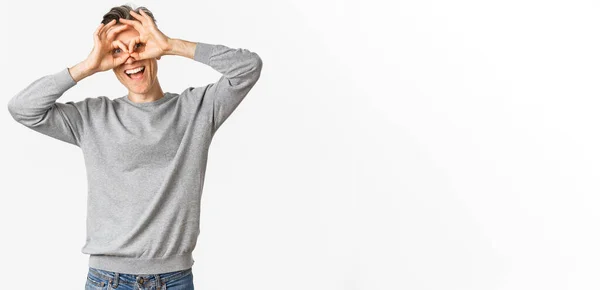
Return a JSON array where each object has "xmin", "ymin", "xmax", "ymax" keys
[
  {"xmin": 106, "ymin": 25, "xmax": 129, "ymax": 41},
  {"xmin": 94, "ymin": 23, "xmax": 104, "ymax": 36},
  {"xmin": 93, "ymin": 23, "xmax": 104, "ymax": 42},
  {"xmin": 119, "ymin": 18, "xmax": 143, "ymax": 32},
  {"xmin": 99, "ymin": 19, "xmax": 117, "ymax": 37},
  {"xmin": 113, "ymin": 40, "xmax": 129, "ymax": 54},
  {"xmin": 119, "ymin": 55, "xmax": 129, "ymax": 64},
  {"xmin": 128, "ymin": 36, "xmax": 140, "ymax": 54},
  {"xmin": 138, "ymin": 9, "xmax": 153, "ymax": 23},
  {"xmin": 100, "ymin": 19, "xmax": 116, "ymax": 32},
  {"xmin": 96, "ymin": 23, "xmax": 107, "ymax": 40},
  {"xmin": 129, "ymin": 10, "xmax": 146, "ymax": 23},
  {"xmin": 115, "ymin": 54, "xmax": 129, "ymax": 66},
  {"xmin": 131, "ymin": 51, "xmax": 143, "ymax": 60}
]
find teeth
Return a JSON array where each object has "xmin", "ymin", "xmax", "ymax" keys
[{"xmin": 125, "ymin": 66, "xmax": 145, "ymax": 74}]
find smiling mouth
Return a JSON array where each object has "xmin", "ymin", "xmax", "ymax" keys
[{"xmin": 125, "ymin": 66, "xmax": 145, "ymax": 80}]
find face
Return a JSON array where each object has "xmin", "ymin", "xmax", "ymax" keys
[{"xmin": 111, "ymin": 25, "xmax": 159, "ymax": 94}]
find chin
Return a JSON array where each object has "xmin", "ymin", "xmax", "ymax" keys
[{"xmin": 129, "ymin": 86, "xmax": 151, "ymax": 95}]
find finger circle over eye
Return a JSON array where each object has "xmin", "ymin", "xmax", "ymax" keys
[
  {"xmin": 113, "ymin": 40, "xmax": 129, "ymax": 54},
  {"xmin": 128, "ymin": 37, "xmax": 140, "ymax": 53}
]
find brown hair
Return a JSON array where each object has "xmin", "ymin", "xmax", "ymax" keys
[{"xmin": 101, "ymin": 4, "xmax": 156, "ymax": 25}]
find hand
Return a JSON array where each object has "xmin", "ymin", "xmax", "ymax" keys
[
  {"xmin": 119, "ymin": 10, "xmax": 172, "ymax": 60},
  {"xmin": 83, "ymin": 20, "xmax": 131, "ymax": 73}
]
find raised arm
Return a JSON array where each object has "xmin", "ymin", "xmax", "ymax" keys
[
  {"xmin": 7, "ymin": 20, "xmax": 131, "ymax": 147},
  {"xmin": 189, "ymin": 41, "xmax": 262, "ymax": 133},
  {"xmin": 120, "ymin": 10, "xmax": 263, "ymax": 133},
  {"xmin": 7, "ymin": 68, "xmax": 85, "ymax": 147},
  {"xmin": 162, "ymin": 38, "xmax": 262, "ymax": 133}
]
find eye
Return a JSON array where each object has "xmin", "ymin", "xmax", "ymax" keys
[
  {"xmin": 134, "ymin": 43, "xmax": 143, "ymax": 49},
  {"xmin": 113, "ymin": 48, "xmax": 122, "ymax": 54}
]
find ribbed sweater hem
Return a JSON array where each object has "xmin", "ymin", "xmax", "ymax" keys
[{"xmin": 88, "ymin": 253, "xmax": 194, "ymax": 275}]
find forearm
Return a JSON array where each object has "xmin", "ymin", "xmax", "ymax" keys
[
  {"xmin": 165, "ymin": 38, "xmax": 197, "ymax": 60},
  {"xmin": 68, "ymin": 61, "xmax": 95, "ymax": 83}
]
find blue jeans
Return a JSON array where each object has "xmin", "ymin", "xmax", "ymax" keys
[{"xmin": 85, "ymin": 266, "xmax": 194, "ymax": 290}]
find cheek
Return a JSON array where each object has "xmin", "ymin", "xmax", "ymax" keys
[{"xmin": 148, "ymin": 66, "xmax": 156, "ymax": 78}]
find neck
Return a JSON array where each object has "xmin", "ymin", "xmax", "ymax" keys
[{"xmin": 127, "ymin": 79, "xmax": 164, "ymax": 104}]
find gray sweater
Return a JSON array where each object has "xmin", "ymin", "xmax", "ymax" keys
[{"xmin": 7, "ymin": 42, "xmax": 262, "ymax": 274}]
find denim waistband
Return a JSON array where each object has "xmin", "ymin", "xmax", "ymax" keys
[{"xmin": 88, "ymin": 266, "xmax": 192, "ymax": 288}]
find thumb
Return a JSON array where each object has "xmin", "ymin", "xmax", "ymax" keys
[
  {"xmin": 116, "ymin": 55, "xmax": 129, "ymax": 66},
  {"xmin": 131, "ymin": 51, "xmax": 142, "ymax": 60}
]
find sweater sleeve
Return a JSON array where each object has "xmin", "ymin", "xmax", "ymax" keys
[
  {"xmin": 192, "ymin": 42, "xmax": 263, "ymax": 134},
  {"xmin": 7, "ymin": 68, "xmax": 85, "ymax": 147}
]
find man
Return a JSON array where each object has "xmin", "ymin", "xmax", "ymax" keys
[{"xmin": 7, "ymin": 4, "xmax": 262, "ymax": 289}]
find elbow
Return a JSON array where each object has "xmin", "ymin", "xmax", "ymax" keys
[
  {"xmin": 252, "ymin": 53, "xmax": 263, "ymax": 72},
  {"xmin": 249, "ymin": 53, "xmax": 263, "ymax": 80},
  {"xmin": 7, "ymin": 95, "xmax": 44, "ymax": 126},
  {"xmin": 7, "ymin": 97, "xmax": 21, "ymax": 122}
]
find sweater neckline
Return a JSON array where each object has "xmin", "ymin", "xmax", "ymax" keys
[{"xmin": 120, "ymin": 93, "xmax": 174, "ymax": 107}]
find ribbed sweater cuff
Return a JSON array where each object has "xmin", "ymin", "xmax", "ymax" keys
[
  {"xmin": 52, "ymin": 67, "xmax": 77, "ymax": 91},
  {"xmin": 193, "ymin": 42, "xmax": 214, "ymax": 65}
]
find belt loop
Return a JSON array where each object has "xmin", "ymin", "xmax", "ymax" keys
[
  {"xmin": 112, "ymin": 272, "xmax": 120, "ymax": 288},
  {"xmin": 154, "ymin": 274, "xmax": 162, "ymax": 287}
]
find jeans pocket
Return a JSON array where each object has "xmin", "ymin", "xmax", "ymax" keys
[
  {"xmin": 86, "ymin": 272, "xmax": 107, "ymax": 290},
  {"xmin": 164, "ymin": 270, "xmax": 194, "ymax": 290}
]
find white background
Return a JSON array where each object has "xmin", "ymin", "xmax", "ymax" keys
[{"xmin": 1, "ymin": 0, "xmax": 599, "ymax": 289}]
